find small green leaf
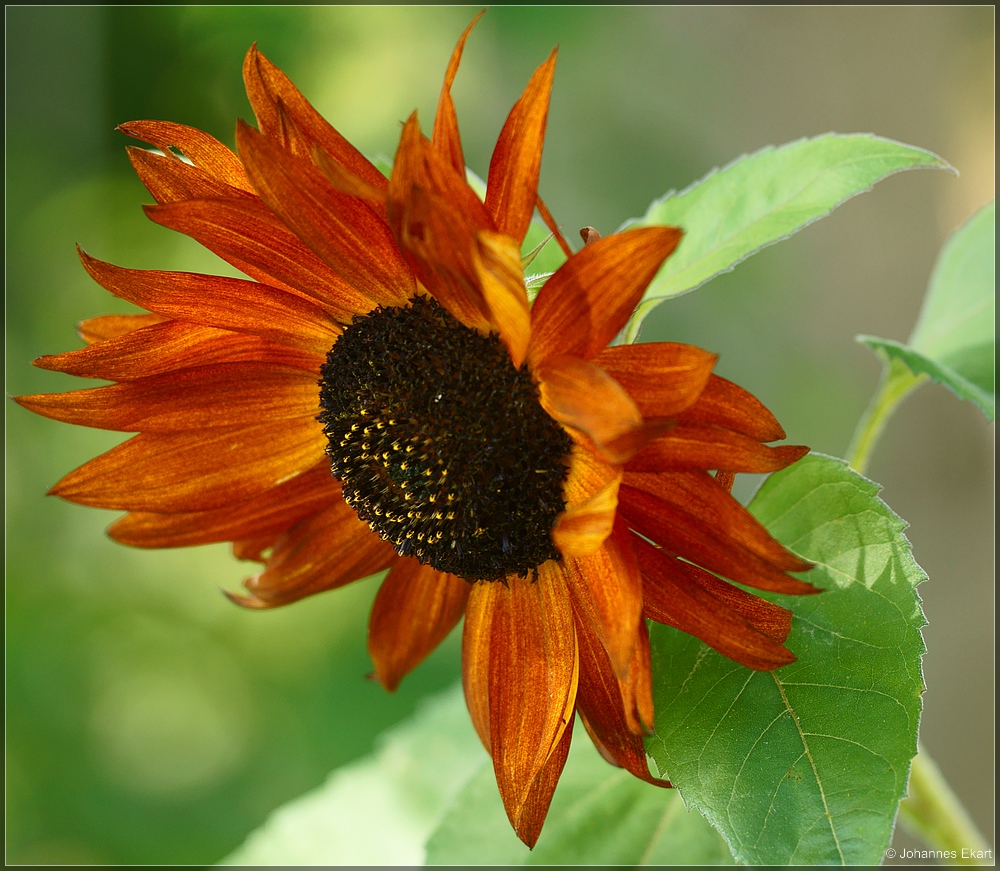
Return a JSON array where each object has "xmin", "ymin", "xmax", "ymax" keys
[
  {"xmin": 624, "ymin": 134, "xmax": 950, "ymax": 334},
  {"xmin": 646, "ymin": 453, "xmax": 927, "ymax": 866},
  {"xmin": 859, "ymin": 200, "xmax": 995, "ymax": 420},
  {"xmin": 220, "ymin": 685, "xmax": 484, "ymax": 866},
  {"xmin": 426, "ymin": 721, "xmax": 734, "ymax": 866}
]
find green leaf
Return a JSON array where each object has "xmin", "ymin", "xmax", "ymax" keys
[
  {"xmin": 624, "ymin": 134, "xmax": 950, "ymax": 335},
  {"xmin": 646, "ymin": 453, "xmax": 927, "ymax": 866},
  {"xmin": 426, "ymin": 721, "xmax": 734, "ymax": 866},
  {"xmin": 858, "ymin": 200, "xmax": 995, "ymax": 420},
  {"xmin": 220, "ymin": 685, "xmax": 485, "ymax": 866}
]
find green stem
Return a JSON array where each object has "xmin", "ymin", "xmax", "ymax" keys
[
  {"xmin": 847, "ymin": 361, "xmax": 992, "ymax": 863},
  {"xmin": 845, "ymin": 356, "xmax": 925, "ymax": 476},
  {"xmin": 899, "ymin": 746, "xmax": 993, "ymax": 864}
]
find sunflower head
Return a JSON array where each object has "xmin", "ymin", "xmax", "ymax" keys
[{"xmin": 15, "ymin": 15, "xmax": 815, "ymax": 849}]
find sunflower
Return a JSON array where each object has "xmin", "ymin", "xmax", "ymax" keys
[{"xmin": 16, "ymin": 18, "xmax": 816, "ymax": 847}]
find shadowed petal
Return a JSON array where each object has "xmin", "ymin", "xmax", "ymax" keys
[
  {"xmin": 50, "ymin": 418, "xmax": 326, "ymax": 512},
  {"xmin": 232, "ymin": 500, "xmax": 397, "ymax": 609},
  {"xmin": 679, "ymin": 373, "xmax": 788, "ymax": 442},
  {"xmin": 593, "ymin": 342, "xmax": 717, "ymax": 418},
  {"xmin": 488, "ymin": 564, "xmax": 578, "ymax": 837},
  {"xmin": 528, "ymin": 226, "xmax": 682, "ymax": 366},
  {"xmin": 79, "ymin": 251, "xmax": 340, "ymax": 354},
  {"xmin": 553, "ymin": 441, "xmax": 621, "ymax": 557},
  {"xmin": 242, "ymin": 45, "xmax": 388, "ymax": 191},
  {"xmin": 34, "ymin": 321, "xmax": 323, "ymax": 381},
  {"xmin": 369, "ymin": 560, "xmax": 470, "ymax": 691},
  {"xmin": 127, "ymin": 146, "xmax": 254, "ymax": 203},
  {"xmin": 485, "ymin": 49, "xmax": 557, "ymax": 244},
  {"xmin": 635, "ymin": 537, "xmax": 797, "ymax": 670},
  {"xmin": 236, "ymin": 121, "xmax": 414, "ymax": 307},
  {"xmin": 462, "ymin": 580, "xmax": 496, "ymax": 750},
  {"xmin": 509, "ymin": 717, "xmax": 573, "ymax": 849},
  {"xmin": 627, "ymin": 425, "xmax": 810, "ymax": 474},
  {"xmin": 109, "ymin": 462, "xmax": 339, "ymax": 548},
  {"xmin": 474, "ymin": 230, "xmax": 531, "ymax": 367}
]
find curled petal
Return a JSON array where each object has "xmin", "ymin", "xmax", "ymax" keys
[
  {"xmin": 232, "ymin": 500, "xmax": 397, "ymax": 609},
  {"xmin": 635, "ymin": 537, "xmax": 797, "ymax": 670},
  {"xmin": 509, "ymin": 717, "xmax": 573, "ymax": 849},
  {"xmin": 127, "ymin": 146, "xmax": 253, "ymax": 204},
  {"xmin": 474, "ymin": 230, "xmax": 531, "ymax": 367},
  {"xmin": 553, "ymin": 441, "xmax": 622, "ymax": 557},
  {"xmin": 487, "ymin": 565, "xmax": 579, "ymax": 839},
  {"xmin": 679, "ymin": 373, "xmax": 787, "ymax": 442},
  {"xmin": 432, "ymin": 10, "xmax": 484, "ymax": 175},
  {"xmin": 485, "ymin": 49, "xmax": 557, "ymax": 244},
  {"xmin": 368, "ymin": 560, "xmax": 470, "ymax": 692},
  {"xmin": 528, "ymin": 226, "xmax": 683, "ymax": 366},
  {"xmin": 109, "ymin": 462, "xmax": 340, "ymax": 549},
  {"xmin": 593, "ymin": 342, "xmax": 717, "ymax": 418},
  {"xmin": 537, "ymin": 355, "xmax": 643, "ymax": 458},
  {"xmin": 462, "ymin": 580, "xmax": 496, "ymax": 750}
]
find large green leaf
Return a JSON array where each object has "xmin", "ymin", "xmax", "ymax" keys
[
  {"xmin": 220, "ymin": 685, "xmax": 484, "ymax": 865},
  {"xmin": 646, "ymin": 453, "xmax": 927, "ymax": 865},
  {"xmin": 426, "ymin": 721, "xmax": 734, "ymax": 865},
  {"xmin": 859, "ymin": 200, "xmax": 995, "ymax": 420},
  {"xmin": 624, "ymin": 134, "xmax": 950, "ymax": 335}
]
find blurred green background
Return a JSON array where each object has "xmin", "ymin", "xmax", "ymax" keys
[{"xmin": 6, "ymin": 6, "xmax": 993, "ymax": 864}]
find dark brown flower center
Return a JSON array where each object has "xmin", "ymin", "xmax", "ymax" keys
[{"xmin": 318, "ymin": 296, "xmax": 572, "ymax": 583}]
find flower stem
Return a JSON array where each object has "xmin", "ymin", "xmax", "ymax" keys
[
  {"xmin": 845, "ymin": 356, "xmax": 925, "ymax": 476},
  {"xmin": 899, "ymin": 745, "xmax": 993, "ymax": 864},
  {"xmin": 846, "ymin": 361, "xmax": 992, "ymax": 863}
]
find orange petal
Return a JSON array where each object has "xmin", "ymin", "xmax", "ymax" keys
[
  {"xmin": 17, "ymin": 363, "xmax": 320, "ymax": 432},
  {"xmin": 552, "ymin": 441, "xmax": 622, "ymax": 557},
  {"xmin": 488, "ymin": 565, "xmax": 579, "ymax": 831},
  {"xmin": 462, "ymin": 580, "xmax": 496, "ymax": 750},
  {"xmin": 235, "ymin": 121, "xmax": 414, "ymax": 308},
  {"xmin": 232, "ymin": 499, "xmax": 397, "ymax": 609},
  {"xmin": 431, "ymin": 11, "xmax": 484, "ymax": 176},
  {"xmin": 79, "ymin": 251, "xmax": 340, "ymax": 354},
  {"xmin": 50, "ymin": 418, "xmax": 326, "ymax": 512},
  {"xmin": 474, "ymin": 230, "xmax": 530, "ymax": 367},
  {"xmin": 618, "ymin": 474, "xmax": 817, "ymax": 596},
  {"xmin": 627, "ymin": 425, "xmax": 810, "ymax": 474},
  {"xmin": 108, "ymin": 462, "xmax": 339, "ymax": 549},
  {"xmin": 118, "ymin": 120, "xmax": 254, "ymax": 192},
  {"xmin": 35, "ymin": 321, "xmax": 323, "ymax": 382},
  {"xmin": 76, "ymin": 313, "xmax": 168, "ymax": 344},
  {"xmin": 528, "ymin": 226, "xmax": 683, "ymax": 366},
  {"xmin": 678, "ymin": 373, "xmax": 787, "ymax": 442},
  {"xmin": 143, "ymin": 197, "xmax": 376, "ymax": 322},
  {"xmin": 536, "ymin": 354, "xmax": 643, "ymax": 457},
  {"xmin": 485, "ymin": 49, "xmax": 557, "ymax": 244},
  {"xmin": 127, "ymin": 146, "xmax": 254, "ymax": 204},
  {"xmin": 242, "ymin": 45, "xmax": 388, "ymax": 192},
  {"xmin": 561, "ymin": 522, "xmax": 643, "ymax": 679},
  {"xmin": 592, "ymin": 342, "xmax": 717, "ymax": 418},
  {"xmin": 368, "ymin": 560, "xmax": 470, "ymax": 691},
  {"xmin": 509, "ymin": 715, "xmax": 573, "ymax": 849},
  {"xmin": 635, "ymin": 537, "xmax": 797, "ymax": 670}
]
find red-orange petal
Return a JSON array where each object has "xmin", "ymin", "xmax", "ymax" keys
[
  {"xmin": 17, "ymin": 362, "xmax": 319, "ymax": 432},
  {"xmin": 235, "ymin": 121, "xmax": 414, "ymax": 308},
  {"xmin": 242, "ymin": 45, "xmax": 388, "ymax": 192},
  {"xmin": 474, "ymin": 230, "xmax": 531, "ymax": 367},
  {"xmin": 232, "ymin": 499, "xmax": 397, "ymax": 609},
  {"xmin": 118, "ymin": 120, "xmax": 254, "ymax": 192},
  {"xmin": 431, "ymin": 11, "xmax": 484, "ymax": 176},
  {"xmin": 528, "ymin": 226, "xmax": 683, "ymax": 366},
  {"xmin": 34, "ymin": 321, "xmax": 323, "ymax": 381},
  {"xmin": 143, "ymin": 197, "xmax": 376, "ymax": 322},
  {"xmin": 509, "ymin": 716, "xmax": 573, "ymax": 849},
  {"xmin": 618, "ymin": 474, "xmax": 817, "ymax": 595},
  {"xmin": 486, "ymin": 564, "xmax": 579, "ymax": 832},
  {"xmin": 108, "ymin": 462, "xmax": 340, "ymax": 549},
  {"xmin": 678, "ymin": 373, "xmax": 787, "ymax": 442},
  {"xmin": 635, "ymin": 537, "xmax": 797, "ymax": 670},
  {"xmin": 368, "ymin": 560, "xmax": 470, "ymax": 692},
  {"xmin": 627, "ymin": 425, "xmax": 810, "ymax": 474},
  {"xmin": 462, "ymin": 579, "xmax": 495, "ymax": 750},
  {"xmin": 536, "ymin": 354, "xmax": 643, "ymax": 457},
  {"xmin": 552, "ymin": 440, "xmax": 622, "ymax": 557},
  {"xmin": 485, "ymin": 49, "xmax": 557, "ymax": 245},
  {"xmin": 50, "ymin": 418, "xmax": 326, "ymax": 512},
  {"xmin": 592, "ymin": 342, "xmax": 717, "ymax": 419},
  {"xmin": 79, "ymin": 251, "xmax": 340, "ymax": 354},
  {"xmin": 127, "ymin": 146, "xmax": 254, "ymax": 204}
]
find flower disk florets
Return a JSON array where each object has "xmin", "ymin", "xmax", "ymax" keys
[{"xmin": 318, "ymin": 296, "xmax": 572, "ymax": 583}]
